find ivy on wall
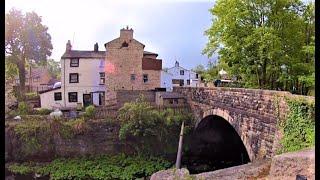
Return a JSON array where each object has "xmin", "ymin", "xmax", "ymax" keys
[{"xmin": 277, "ymin": 96, "xmax": 315, "ymax": 154}]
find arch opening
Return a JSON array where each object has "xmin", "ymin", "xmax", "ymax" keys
[{"xmin": 183, "ymin": 115, "xmax": 250, "ymax": 174}]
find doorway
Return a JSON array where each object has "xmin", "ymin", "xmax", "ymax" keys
[{"xmin": 83, "ymin": 94, "xmax": 92, "ymax": 107}]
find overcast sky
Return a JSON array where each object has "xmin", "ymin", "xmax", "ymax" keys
[{"xmin": 5, "ymin": 0, "xmax": 216, "ymax": 69}]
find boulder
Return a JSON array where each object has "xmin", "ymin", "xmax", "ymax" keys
[
  {"xmin": 13, "ymin": 116, "xmax": 21, "ymax": 120},
  {"xmin": 150, "ymin": 168, "xmax": 191, "ymax": 180},
  {"xmin": 49, "ymin": 110, "xmax": 63, "ymax": 119},
  {"xmin": 267, "ymin": 148, "xmax": 315, "ymax": 180}
]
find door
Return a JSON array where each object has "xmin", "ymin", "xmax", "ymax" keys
[
  {"xmin": 99, "ymin": 92, "xmax": 105, "ymax": 106},
  {"xmin": 83, "ymin": 94, "xmax": 92, "ymax": 107}
]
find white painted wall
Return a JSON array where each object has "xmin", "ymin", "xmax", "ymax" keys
[
  {"xmin": 160, "ymin": 71, "xmax": 173, "ymax": 91},
  {"xmin": 40, "ymin": 88, "xmax": 63, "ymax": 110},
  {"xmin": 162, "ymin": 62, "xmax": 201, "ymax": 89},
  {"xmin": 60, "ymin": 57, "xmax": 106, "ymax": 108}
]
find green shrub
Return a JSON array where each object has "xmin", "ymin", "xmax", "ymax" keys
[
  {"xmin": 85, "ymin": 105, "xmax": 96, "ymax": 119},
  {"xmin": 117, "ymin": 95, "xmax": 194, "ymax": 155},
  {"xmin": 18, "ymin": 102, "xmax": 30, "ymax": 115},
  {"xmin": 36, "ymin": 108, "xmax": 52, "ymax": 115},
  {"xmin": 8, "ymin": 154, "xmax": 171, "ymax": 179},
  {"xmin": 25, "ymin": 92, "xmax": 39, "ymax": 99},
  {"xmin": 278, "ymin": 96, "xmax": 315, "ymax": 153}
]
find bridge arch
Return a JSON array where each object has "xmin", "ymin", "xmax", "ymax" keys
[{"xmin": 197, "ymin": 108, "xmax": 254, "ymax": 161}]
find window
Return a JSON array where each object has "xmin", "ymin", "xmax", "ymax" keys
[
  {"xmin": 68, "ymin": 92, "xmax": 78, "ymax": 102},
  {"xmin": 187, "ymin": 79, "xmax": 190, "ymax": 85},
  {"xmin": 143, "ymin": 74, "xmax": 148, "ymax": 83},
  {"xmin": 26, "ymin": 78, "xmax": 29, "ymax": 83},
  {"xmin": 172, "ymin": 79, "xmax": 180, "ymax": 84},
  {"xmin": 70, "ymin": 58, "xmax": 79, "ymax": 67},
  {"xmin": 169, "ymin": 99, "xmax": 173, "ymax": 104},
  {"xmin": 54, "ymin": 92, "xmax": 62, "ymax": 101},
  {"xmin": 99, "ymin": 72, "xmax": 105, "ymax": 85},
  {"xmin": 180, "ymin": 70, "xmax": 184, "ymax": 75},
  {"xmin": 173, "ymin": 99, "xmax": 179, "ymax": 104},
  {"xmin": 33, "ymin": 77, "xmax": 40, "ymax": 82},
  {"xmin": 69, "ymin": 73, "xmax": 79, "ymax": 83},
  {"xmin": 121, "ymin": 41, "xmax": 129, "ymax": 48},
  {"xmin": 196, "ymin": 74, "xmax": 199, "ymax": 79},
  {"xmin": 130, "ymin": 74, "xmax": 136, "ymax": 81}
]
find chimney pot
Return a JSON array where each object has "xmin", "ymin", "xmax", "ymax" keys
[
  {"xmin": 94, "ymin": 43, "xmax": 99, "ymax": 52},
  {"xmin": 66, "ymin": 40, "xmax": 72, "ymax": 52}
]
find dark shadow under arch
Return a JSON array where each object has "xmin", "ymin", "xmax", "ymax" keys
[{"xmin": 183, "ymin": 115, "xmax": 250, "ymax": 174}]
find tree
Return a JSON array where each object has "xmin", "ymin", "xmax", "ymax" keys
[
  {"xmin": 5, "ymin": 8, "xmax": 53, "ymax": 100},
  {"xmin": 45, "ymin": 59, "xmax": 61, "ymax": 80},
  {"xmin": 203, "ymin": 0, "xmax": 314, "ymax": 94}
]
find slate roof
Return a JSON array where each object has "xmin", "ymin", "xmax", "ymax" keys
[
  {"xmin": 61, "ymin": 50, "xmax": 106, "ymax": 59},
  {"xmin": 159, "ymin": 92, "xmax": 185, "ymax": 99},
  {"xmin": 143, "ymin": 51, "xmax": 158, "ymax": 57},
  {"xmin": 38, "ymin": 87, "xmax": 61, "ymax": 94}
]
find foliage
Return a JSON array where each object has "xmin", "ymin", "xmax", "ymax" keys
[
  {"xmin": 118, "ymin": 95, "xmax": 194, "ymax": 155},
  {"xmin": 42, "ymin": 59, "xmax": 61, "ymax": 79},
  {"xmin": 18, "ymin": 102, "xmax": 30, "ymax": 115},
  {"xmin": 35, "ymin": 108, "xmax": 52, "ymax": 115},
  {"xmin": 25, "ymin": 92, "xmax": 39, "ymax": 99},
  {"xmin": 203, "ymin": 0, "xmax": 314, "ymax": 94},
  {"xmin": 8, "ymin": 154, "xmax": 171, "ymax": 180},
  {"xmin": 85, "ymin": 105, "xmax": 96, "ymax": 119},
  {"xmin": 5, "ymin": 8, "xmax": 53, "ymax": 99},
  {"xmin": 13, "ymin": 117, "xmax": 90, "ymax": 155},
  {"xmin": 278, "ymin": 96, "xmax": 315, "ymax": 153}
]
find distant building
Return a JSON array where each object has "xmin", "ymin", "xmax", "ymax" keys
[
  {"xmin": 155, "ymin": 92, "xmax": 186, "ymax": 107},
  {"xmin": 161, "ymin": 61, "xmax": 201, "ymax": 91},
  {"xmin": 14, "ymin": 66, "xmax": 56, "ymax": 92}
]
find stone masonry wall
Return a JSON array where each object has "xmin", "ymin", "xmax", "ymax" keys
[
  {"xmin": 5, "ymin": 120, "xmax": 136, "ymax": 162},
  {"xmin": 173, "ymin": 87, "xmax": 313, "ymax": 161},
  {"xmin": 116, "ymin": 90, "xmax": 156, "ymax": 108}
]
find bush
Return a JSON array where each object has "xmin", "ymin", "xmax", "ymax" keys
[
  {"xmin": 278, "ymin": 97, "xmax": 315, "ymax": 153},
  {"xmin": 117, "ymin": 95, "xmax": 194, "ymax": 155},
  {"xmin": 85, "ymin": 105, "xmax": 96, "ymax": 119},
  {"xmin": 25, "ymin": 92, "xmax": 39, "ymax": 99},
  {"xmin": 36, "ymin": 108, "xmax": 52, "ymax": 115},
  {"xmin": 18, "ymin": 102, "xmax": 30, "ymax": 115}
]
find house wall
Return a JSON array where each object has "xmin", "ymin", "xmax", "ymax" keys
[
  {"xmin": 160, "ymin": 71, "xmax": 173, "ymax": 91},
  {"xmin": 105, "ymin": 29, "xmax": 161, "ymax": 91},
  {"xmin": 40, "ymin": 88, "xmax": 63, "ymax": 110},
  {"xmin": 165, "ymin": 65, "xmax": 201, "ymax": 89},
  {"xmin": 60, "ymin": 58, "xmax": 105, "ymax": 108}
]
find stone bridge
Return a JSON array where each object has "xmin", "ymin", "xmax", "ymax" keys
[{"xmin": 173, "ymin": 87, "xmax": 313, "ymax": 162}]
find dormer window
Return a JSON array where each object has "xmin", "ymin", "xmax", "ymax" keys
[
  {"xmin": 121, "ymin": 41, "xmax": 129, "ymax": 48},
  {"xmin": 70, "ymin": 58, "xmax": 79, "ymax": 67}
]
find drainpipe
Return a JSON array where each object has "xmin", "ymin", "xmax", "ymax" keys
[
  {"xmin": 63, "ymin": 59, "xmax": 66, "ymax": 108},
  {"xmin": 175, "ymin": 121, "xmax": 185, "ymax": 169}
]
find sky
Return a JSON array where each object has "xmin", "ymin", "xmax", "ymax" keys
[{"xmin": 5, "ymin": 0, "xmax": 216, "ymax": 70}]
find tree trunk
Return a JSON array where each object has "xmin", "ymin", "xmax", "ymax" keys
[{"xmin": 18, "ymin": 56, "xmax": 26, "ymax": 101}]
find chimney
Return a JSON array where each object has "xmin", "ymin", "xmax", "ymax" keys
[
  {"xmin": 66, "ymin": 40, "xmax": 72, "ymax": 52},
  {"xmin": 94, "ymin": 43, "xmax": 98, "ymax": 52},
  {"xmin": 120, "ymin": 26, "xmax": 133, "ymax": 40},
  {"xmin": 175, "ymin": 61, "xmax": 179, "ymax": 67}
]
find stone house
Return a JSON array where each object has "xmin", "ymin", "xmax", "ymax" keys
[
  {"xmin": 155, "ymin": 92, "xmax": 186, "ymax": 107},
  {"xmin": 105, "ymin": 27, "xmax": 162, "ymax": 91}
]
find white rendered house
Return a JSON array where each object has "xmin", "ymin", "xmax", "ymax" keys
[
  {"xmin": 39, "ymin": 41, "xmax": 106, "ymax": 110},
  {"xmin": 161, "ymin": 61, "xmax": 201, "ymax": 91}
]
